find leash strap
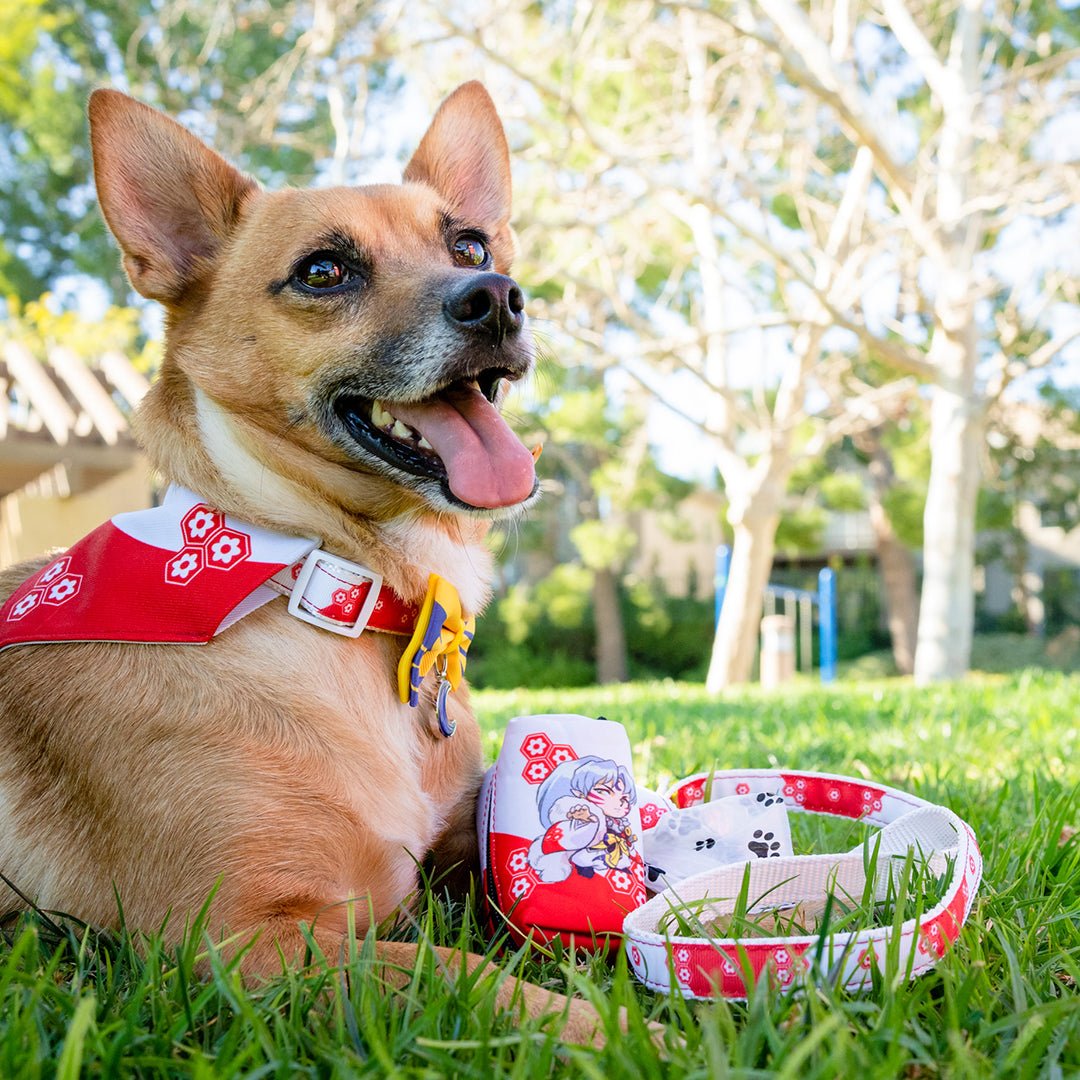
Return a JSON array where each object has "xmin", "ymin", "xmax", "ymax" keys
[{"xmin": 623, "ymin": 769, "xmax": 981, "ymax": 999}]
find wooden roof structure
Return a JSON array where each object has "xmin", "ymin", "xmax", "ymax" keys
[{"xmin": 0, "ymin": 341, "xmax": 149, "ymax": 498}]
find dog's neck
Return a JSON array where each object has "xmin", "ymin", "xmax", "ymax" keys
[{"xmin": 133, "ymin": 370, "xmax": 495, "ymax": 614}]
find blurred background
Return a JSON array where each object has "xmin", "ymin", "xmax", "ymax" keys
[{"xmin": 1, "ymin": 0, "xmax": 1077, "ymax": 691}]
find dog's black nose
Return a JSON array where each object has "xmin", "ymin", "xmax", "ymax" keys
[{"xmin": 444, "ymin": 273, "xmax": 525, "ymax": 343}]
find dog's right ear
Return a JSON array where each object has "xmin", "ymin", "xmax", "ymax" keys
[
  {"xmin": 89, "ymin": 90, "xmax": 257, "ymax": 302},
  {"xmin": 403, "ymin": 82, "xmax": 512, "ymax": 236}
]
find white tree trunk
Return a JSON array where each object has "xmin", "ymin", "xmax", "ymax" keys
[
  {"xmin": 913, "ymin": 0, "xmax": 985, "ymax": 684},
  {"xmin": 706, "ymin": 473, "xmax": 785, "ymax": 690},
  {"xmin": 914, "ymin": 367, "xmax": 983, "ymax": 681}
]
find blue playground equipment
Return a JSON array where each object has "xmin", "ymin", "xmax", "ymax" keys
[{"xmin": 713, "ymin": 546, "xmax": 837, "ymax": 683}]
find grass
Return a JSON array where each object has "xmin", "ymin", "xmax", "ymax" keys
[{"xmin": 1, "ymin": 671, "xmax": 1078, "ymax": 1077}]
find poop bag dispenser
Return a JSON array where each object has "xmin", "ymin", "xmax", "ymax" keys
[{"xmin": 478, "ymin": 714, "xmax": 648, "ymax": 949}]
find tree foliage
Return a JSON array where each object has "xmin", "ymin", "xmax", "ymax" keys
[
  {"xmin": 0, "ymin": 0, "xmax": 393, "ymax": 305},
  {"xmin": 4, "ymin": 0, "xmax": 1078, "ymax": 687}
]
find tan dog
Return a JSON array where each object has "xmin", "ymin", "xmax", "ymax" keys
[{"xmin": 0, "ymin": 84, "xmax": 608, "ymax": 1041}]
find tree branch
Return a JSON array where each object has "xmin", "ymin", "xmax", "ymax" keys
[
  {"xmin": 617, "ymin": 364, "xmax": 751, "ymax": 488},
  {"xmin": 660, "ymin": 188, "xmax": 938, "ymax": 381},
  {"xmin": 803, "ymin": 376, "xmax": 919, "ymax": 457},
  {"xmin": 880, "ymin": 0, "xmax": 958, "ymax": 108}
]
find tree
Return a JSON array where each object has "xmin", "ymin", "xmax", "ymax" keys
[
  {"xmin": 781, "ymin": 415, "xmax": 924, "ymax": 676},
  {"xmin": 694, "ymin": 0, "xmax": 1080, "ymax": 681},
  {"xmin": 10, "ymin": 0, "xmax": 1077, "ymax": 690},
  {"xmin": 414, "ymin": 0, "xmax": 920, "ymax": 687},
  {"xmin": 1, "ymin": 0, "xmax": 394, "ymax": 305},
  {"xmin": 981, "ymin": 389, "xmax": 1080, "ymax": 634},
  {"xmin": 852, "ymin": 422, "xmax": 923, "ymax": 675},
  {"xmin": 497, "ymin": 364, "xmax": 672, "ymax": 684},
  {"xmin": 0, "ymin": 0, "xmax": 122, "ymax": 299}
]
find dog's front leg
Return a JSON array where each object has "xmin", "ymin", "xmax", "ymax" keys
[
  {"xmin": 423, "ymin": 771, "xmax": 483, "ymax": 899},
  {"xmin": 238, "ymin": 917, "xmax": 613, "ymax": 1049}
]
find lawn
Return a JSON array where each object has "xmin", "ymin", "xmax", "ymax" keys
[{"xmin": 1, "ymin": 672, "xmax": 1077, "ymax": 1077}]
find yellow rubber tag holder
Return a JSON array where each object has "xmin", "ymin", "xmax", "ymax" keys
[{"xmin": 397, "ymin": 574, "xmax": 475, "ymax": 707}]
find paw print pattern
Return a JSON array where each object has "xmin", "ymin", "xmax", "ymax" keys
[
  {"xmin": 694, "ymin": 837, "xmax": 716, "ymax": 851},
  {"xmin": 748, "ymin": 830, "xmax": 781, "ymax": 858},
  {"xmin": 755, "ymin": 791, "xmax": 784, "ymax": 807}
]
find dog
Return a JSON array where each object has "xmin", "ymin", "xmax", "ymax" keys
[{"xmin": 0, "ymin": 83, "xmax": 611, "ymax": 1043}]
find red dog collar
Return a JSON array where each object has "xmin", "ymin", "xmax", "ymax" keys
[
  {"xmin": 268, "ymin": 549, "xmax": 419, "ymax": 638},
  {"xmin": 0, "ymin": 487, "xmax": 475, "ymax": 736},
  {"xmin": 0, "ymin": 487, "xmax": 418, "ymax": 648}
]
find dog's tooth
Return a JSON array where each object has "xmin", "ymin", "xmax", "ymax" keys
[
  {"xmin": 417, "ymin": 436, "xmax": 433, "ymax": 451},
  {"xmin": 391, "ymin": 419, "xmax": 414, "ymax": 440},
  {"xmin": 371, "ymin": 401, "xmax": 393, "ymax": 429}
]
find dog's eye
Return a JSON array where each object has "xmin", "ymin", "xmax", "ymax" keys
[
  {"xmin": 295, "ymin": 256, "xmax": 349, "ymax": 290},
  {"xmin": 452, "ymin": 236, "xmax": 490, "ymax": 269}
]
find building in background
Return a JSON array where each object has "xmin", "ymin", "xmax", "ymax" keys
[{"xmin": 0, "ymin": 341, "xmax": 152, "ymax": 567}]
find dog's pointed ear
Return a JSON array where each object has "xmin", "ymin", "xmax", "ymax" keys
[
  {"xmin": 403, "ymin": 82, "xmax": 512, "ymax": 233},
  {"xmin": 89, "ymin": 89, "xmax": 258, "ymax": 302}
]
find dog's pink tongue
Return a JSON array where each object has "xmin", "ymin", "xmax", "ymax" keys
[{"xmin": 391, "ymin": 388, "xmax": 536, "ymax": 509}]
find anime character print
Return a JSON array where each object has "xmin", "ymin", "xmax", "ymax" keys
[{"xmin": 527, "ymin": 756, "xmax": 639, "ymax": 882}]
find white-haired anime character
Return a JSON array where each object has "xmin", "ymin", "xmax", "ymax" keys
[{"xmin": 527, "ymin": 755, "xmax": 639, "ymax": 883}]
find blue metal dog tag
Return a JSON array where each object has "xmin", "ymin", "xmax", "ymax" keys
[{"xmin": 436, "ymin": 676, "xmax": 456, "ymax": 737}]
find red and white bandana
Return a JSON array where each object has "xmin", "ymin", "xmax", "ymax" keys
[{"xmin": 0, "ymin": 487, "xmax": 416, "ymax": 650}]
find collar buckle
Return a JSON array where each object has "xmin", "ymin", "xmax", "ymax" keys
[{"xmin": 286, "ymin": 548, "xmax": 384, "ymax": 639}]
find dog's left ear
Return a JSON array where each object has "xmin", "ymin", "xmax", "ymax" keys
[
  {"xmin": 89, "ymin": 89, "xmax": 258, "ymax": 303},
  {"xmin": 404, "ymin": 82, "xmax": 512, "ymax": 233}
]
